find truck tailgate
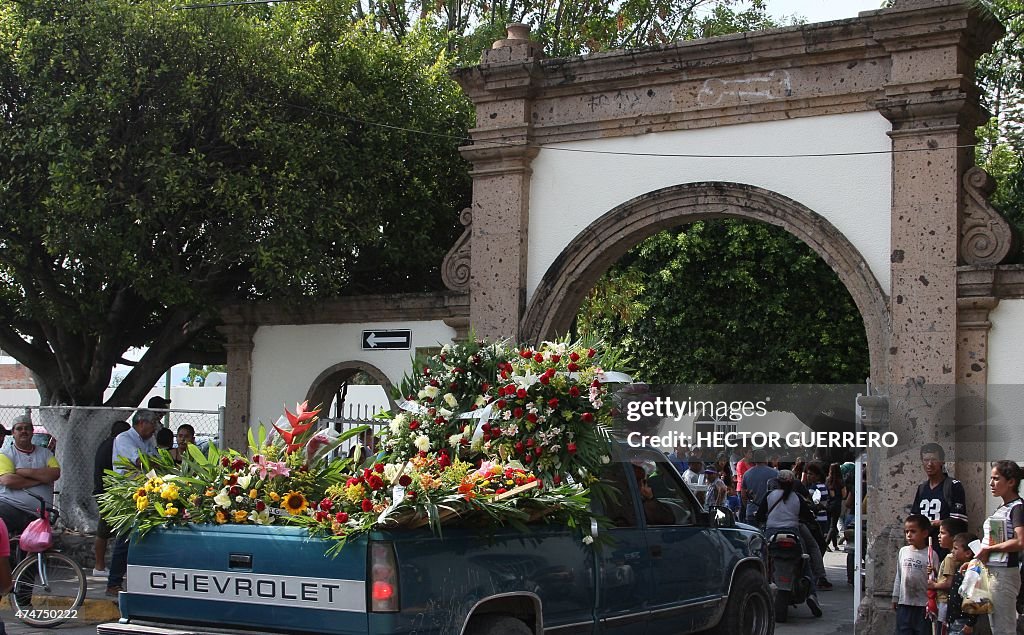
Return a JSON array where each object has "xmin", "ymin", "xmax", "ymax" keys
[{"xmin": 116, "ymin": 524, "xmax": 368, "ymax": 635}]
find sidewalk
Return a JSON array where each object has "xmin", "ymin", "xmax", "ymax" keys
[{"xmin": 0, "ymin": 568, "xmax": 120, "ymax": 634}]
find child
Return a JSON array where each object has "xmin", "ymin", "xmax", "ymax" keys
[
  {"xmin": 928, "ymin": 518, "xmax": 968, "ymax": 634},
  {"xmin": 893, "ymin": 514, "xmax": 940, "ymax": 635},
  {"xmin": 725, "ymin": 485, "xmax": 741, "ymax": 515},
  {"xmin": 945, "ymin": 532, "xmax": 979, "ymax": 635}
]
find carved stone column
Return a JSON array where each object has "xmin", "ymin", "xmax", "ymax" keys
[
  {"xmin": 454, "ymin": 25, "xmax": 542, "ymax": 342},
  {"xmin": 217, "ymin": 324, "xmax": 256, "ymax": 452},
  {"xmin": 863, "ymin": 2, "xmax": 1002, "ymax": 631}
]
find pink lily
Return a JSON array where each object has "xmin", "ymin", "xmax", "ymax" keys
[{"xmin": 250, "ymin": 454, "xmax": 291, "ymax": 479}]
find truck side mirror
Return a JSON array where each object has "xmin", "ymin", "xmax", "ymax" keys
[{"xmin": 711, "ymin": 506, "xmax": 735, "ymax": 528}]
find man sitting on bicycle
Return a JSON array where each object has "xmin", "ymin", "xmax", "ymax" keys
[{"xmin": 0, "ymin": 415, "xmax": 60, "ymax": 537}]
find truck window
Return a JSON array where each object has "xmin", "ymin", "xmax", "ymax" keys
[
  {"xmin": 631, "ymin": 451, "xmax": 698, "ymax": 526},
  {"xmin": 593, "ymin": 461, "xmax": 638, "ymax": 528}
]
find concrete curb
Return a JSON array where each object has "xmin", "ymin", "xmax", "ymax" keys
[{"xmin": 0, "ymin": 588, "xmax": 122, "ymax": 622}]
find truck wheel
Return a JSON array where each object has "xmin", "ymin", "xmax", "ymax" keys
[
  {"xmin": 709, "ymin": 569, "xmax": 774, "ymax": 635},
  {"xmin": 465, "ymin": 615, "xmax": 533, "ymax": 635}
]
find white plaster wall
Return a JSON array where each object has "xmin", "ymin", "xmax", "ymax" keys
[
  {"xmin": 250, "ymin": 321, "xmax": 457, "ymax": 428},
  {"xmin": 986, "ymin": 298, "xmax": 1024, "ymax": 468},
  {"xmin": 528, "ymin": 111, "xmax": 892, "ymax": 303}
]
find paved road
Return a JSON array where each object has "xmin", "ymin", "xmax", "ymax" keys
[
  {"xmin": 776, "ymin": 549, "xmax": 858, "ymax": 635},
  {"xmin": 0, "ymin": 550, "xmax": 858, "ymax": 635}
]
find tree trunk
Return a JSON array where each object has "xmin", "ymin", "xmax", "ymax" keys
[{"xmin": 38, "ymin": 408, "xmax": 124, "ymax": 532}]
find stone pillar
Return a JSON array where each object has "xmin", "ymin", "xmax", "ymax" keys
[
  {"xmin": 217, "ymin": 324, "xmax": 256, "ymax": 452},
  {"xmin": 864, "ymin": 2, "xmax": 1001, "ymax": 631},
  {"xmin": 455, "ymin": 25, "xmax": 542, "ymax": 342}
]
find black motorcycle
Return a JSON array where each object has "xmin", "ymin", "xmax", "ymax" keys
[{"xmin": 767, "ymin": 528, "xmax": 823, "ymax": 622}]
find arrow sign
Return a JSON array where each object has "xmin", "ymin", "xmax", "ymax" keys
[{"xmin": 362, "ymin": 330, "xmax": 411, "ymax": 350}]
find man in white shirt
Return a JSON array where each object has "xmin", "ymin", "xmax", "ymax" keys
[
  {"xmin": 682, "ymin": 460, "xmax": 706, "ymax": 486},
  {"xmin": 0, "ymin": 414, "xmax": 60, "ymax": 535},
  {"xmin": 106, "ymin": 409, "xmax": 159, "ymax": 596}
]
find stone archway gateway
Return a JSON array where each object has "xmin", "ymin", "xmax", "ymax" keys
[
  {"xmin": 445, "ymin": 1, "xmax": 1024, "ymax": 630},
  {"xmin": 518, "ymin": 181, "xmax": 890, "ymax": 381}
]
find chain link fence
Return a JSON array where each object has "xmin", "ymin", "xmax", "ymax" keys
[{"xmin": 0, "ymin": 405, "xmax": 223, "ymax": 530}]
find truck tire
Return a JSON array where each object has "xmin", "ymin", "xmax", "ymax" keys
[
  {"xmin": 709, "ymin": 569, "xmax": 774, "ymax": 635},
  {"xmin": 465, "ymin": 615, "xmax": 533, "ymax": 635}
]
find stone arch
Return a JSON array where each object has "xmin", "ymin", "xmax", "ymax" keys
[
  {"xmin": 521, "ymin": 181, "xmax": 890, "ymax": 383},
  {"xmin": 305, "ymin": 360, "xmax": 397, "ymax": 415}
]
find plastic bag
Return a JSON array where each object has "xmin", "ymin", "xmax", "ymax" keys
[
  {"xmin": 960, "ymin": 560, "xmax": 994, "ymax": 615},
  {"xmin": 19, "ymin": 515, "xmax": 53, "ymax": 553}
]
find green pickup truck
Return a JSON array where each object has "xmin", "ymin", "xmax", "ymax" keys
[{"xmin": 97, "ymin": 445, "xmax": 772, "ymax": 635}]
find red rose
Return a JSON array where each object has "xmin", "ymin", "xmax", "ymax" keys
[
  {"xmin": 335, "ymin": 512, "xmax": 349, "ymax": 523},
  {"xmin": 363, "ymin": 469, "xmax": 372, "ymax": 480},
  {"xmin": 399, "ymin": 475, "xmax": 412, "ymax": 487},
  {"xmin": 587, "ymin": 348, "xmax": 596, "ymax": 358},
  {"xmin": 520, "ymin": 349, "xmax": 532, "ymax": 359},
  {"xmin": 255, "ymin": 500, "xmax": 266, "ymax": 511},
  {"xmin": 569, "ymin": 386, "xmax": 581, "ymax": 397},
  {"xmin": 496, "ymin": 400, "xmax": 507, "ymax": 409},
  {"xmin": 513, "ymin": 407, "xmax": 524, "ymax": 418},
  {"xmin": 438, "ymin": 454, "xmax": 451, "ymax": 468},
  {"xmin": 567, "ymin": 442, "xmax": 577, "ymax": 454},
  {"xmin": 450, "ymin": 382, "xmax": 458, "ymax": 390},
  {"xmin": 515, "ymin": 442, "xmax": 525, "ymax": 453},
  {"xmin": 569, "ymin": 352, "xmax": 580, "ymax": 362},
  {"xmin": 591, "ymin": 379, "xmax": 601, "ymax": 387},
  {"xmin": 524, "ymin": 454, "xmax": 533, "ymax": 464},
  {"xmin": 319, "ymin": 498, "xmax": 333, "ymax": 511},
  {"xmin": 231, "ymin": 459, "xmax": 246, "ymax": 471},
  {"xmin": 581, "ymin": 412, "xmax": 594, "ymax": 423},
  {"xmin": 567, "ymin": 363, "xmax": 579, "ymax": 372},
  {"xmin": 368, "ymin": 475, "xmax": 384, "ymax": 490},
  {"xmin": 526, "ymin": 438, "xmax": 535, "ymax": 448},
  {"xmin": 490, "ymin": 426, "xmax": 501, "ymax": 437},
  {"xmin": 220, "ymin": 456, "xmax": 231, "ymax": 467},
  {"xmin": 361, "ymin": 499, "xmax": 373, "ymax": 512},
  {"xmin": 229, "ymin": 486, "xmax": 241, "ymax": 497},
  {"xmin": 533, "ymin": 352, "xmax": 544, "ymax": 363},
  {"xmin": 553, "ymin": 474, "xmax": 561, "ymax": 485},
  {"xmin": 374, "ymin": 463, "xmax": 385, "ymax": 474},
  {"xmin": 409, "ymin": 420, "xmax": 420, "ymax": 430},
  {"xmin": 527, "ymin": 413, "xmax": 538, "ymax": 424},
  {"xmin": 548, "ymin": 398, "xmax": 559, "ymax": 408},
  {"xmin": 551, "ymin": 354, "xmax": 561, "ymax": 363},
  {"xmin": 315, "ymin": 511, "xmax": 329, "ymax": 522},
  {"xmin": 496, "ymin": 488, "xmax": 507, "ymax": 495},
  {"xmin": 515, "ymin": 388, "xmax": 527, "ymax": 399},
  {"xmin": 407, "ymin": 491, "xmax": 417, "ymax": 500},
  {"xmin": 534, "ymin": 446, "xmax": 543, "ymax": 456},
  {"xmin": 481, "ymin": 382, "xmax": 489, "ymax": 391},
  {"xmin": 539, "ymin": 374, "xmax": 550, "ymax": 385}
]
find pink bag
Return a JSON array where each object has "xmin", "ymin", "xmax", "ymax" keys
[{"xmin": 19, "ymin": 516, "xmax": 53, "ymax": 553}]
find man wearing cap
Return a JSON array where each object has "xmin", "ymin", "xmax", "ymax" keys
[
  {"xmin": 106, "ymin": 409, "xmax": 160, "ymax": 597},
  {"xmin": 0, "ymin": 414, "xmax": 60, "ymax": 537}
]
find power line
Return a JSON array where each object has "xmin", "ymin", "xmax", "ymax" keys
[
  {"xmin": 175, "ymin": 0, "xmax": 305, "ymax": 9},
  {"xmin": 283, "ymin": 102, "xmax": 983, "ymax": 159}
]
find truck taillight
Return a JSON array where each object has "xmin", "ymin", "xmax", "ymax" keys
[{"xmin": 369, "ymin": 542, "xmax": 399, "ymax": 613}]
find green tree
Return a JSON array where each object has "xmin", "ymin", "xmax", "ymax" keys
[
  {"xmin": 577, "ymin": 220, "xmax": 870, "ymax": 384},
  {"xmin": 0, "ymin": 0, "xmax": 471, "ymax": 527}
]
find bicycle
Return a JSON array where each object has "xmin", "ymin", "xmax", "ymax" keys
[{"xmin": 7, "ymin": 492, "xmax": 87, "ymax": 628}]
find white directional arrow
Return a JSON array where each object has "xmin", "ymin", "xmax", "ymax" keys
[{"xmin": 366, "ymin": 332, "xmax": 408, "ymax": 348}]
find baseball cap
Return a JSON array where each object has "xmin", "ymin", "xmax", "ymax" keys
[{"xmin": 147, "ymin": 396, "xmax": 172, "ymax": 410}]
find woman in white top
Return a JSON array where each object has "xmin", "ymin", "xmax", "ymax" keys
[{"xmin": 976, "ymin": 460, "xmax": 1024, "ymax": 635}]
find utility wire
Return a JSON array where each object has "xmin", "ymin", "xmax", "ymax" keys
[
  {"xmin": 175, "ymin": 0, "xmax": 305, "ymax": 9},
  {"xmin": 283, "ymin": 102, "xmax": 982, "ymax": 159}
]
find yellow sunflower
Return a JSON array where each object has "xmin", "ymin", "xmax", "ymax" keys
[{"xmin": 282, "ymin": 491, "xmax": 308, "ymax": 515}]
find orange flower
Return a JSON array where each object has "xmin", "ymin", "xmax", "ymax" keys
[
  {"xmin": 215, "ymin": 510, "xmax": 228, "ymax": 524},
  {"xmin": 233, "ymin": 510, "xmax": 248, "ymax": 523}
]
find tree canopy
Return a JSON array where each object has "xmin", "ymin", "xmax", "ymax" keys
[
  {"xmin": 577, "ymin": 221, "xmax": 871, "ymax": 385},
  {"xmin": 0, "ymin": 0, "xmax": 471, "ymax": 407}
]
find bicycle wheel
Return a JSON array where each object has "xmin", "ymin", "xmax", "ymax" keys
[{"xmin": 10, "ymin": 551, "xmax": 87, "ymax": 628}]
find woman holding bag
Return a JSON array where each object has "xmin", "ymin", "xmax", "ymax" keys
[{"xmin": 976, "ymin": 460, "xmax": 1024, "ymax": 634}]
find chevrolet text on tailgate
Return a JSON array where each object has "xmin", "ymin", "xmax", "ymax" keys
[{"xmin": 98, "ymin": 445, "xmax": 772, "ymax": 635}]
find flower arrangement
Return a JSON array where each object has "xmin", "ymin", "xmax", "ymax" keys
[{"xmin": 100, "ymin": 338, "xmax": 626, "ymax": 553}]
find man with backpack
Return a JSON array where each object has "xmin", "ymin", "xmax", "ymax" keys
[{"xmin": 911, "ymin": 443, "xmax": 967, "ymax": 561}]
